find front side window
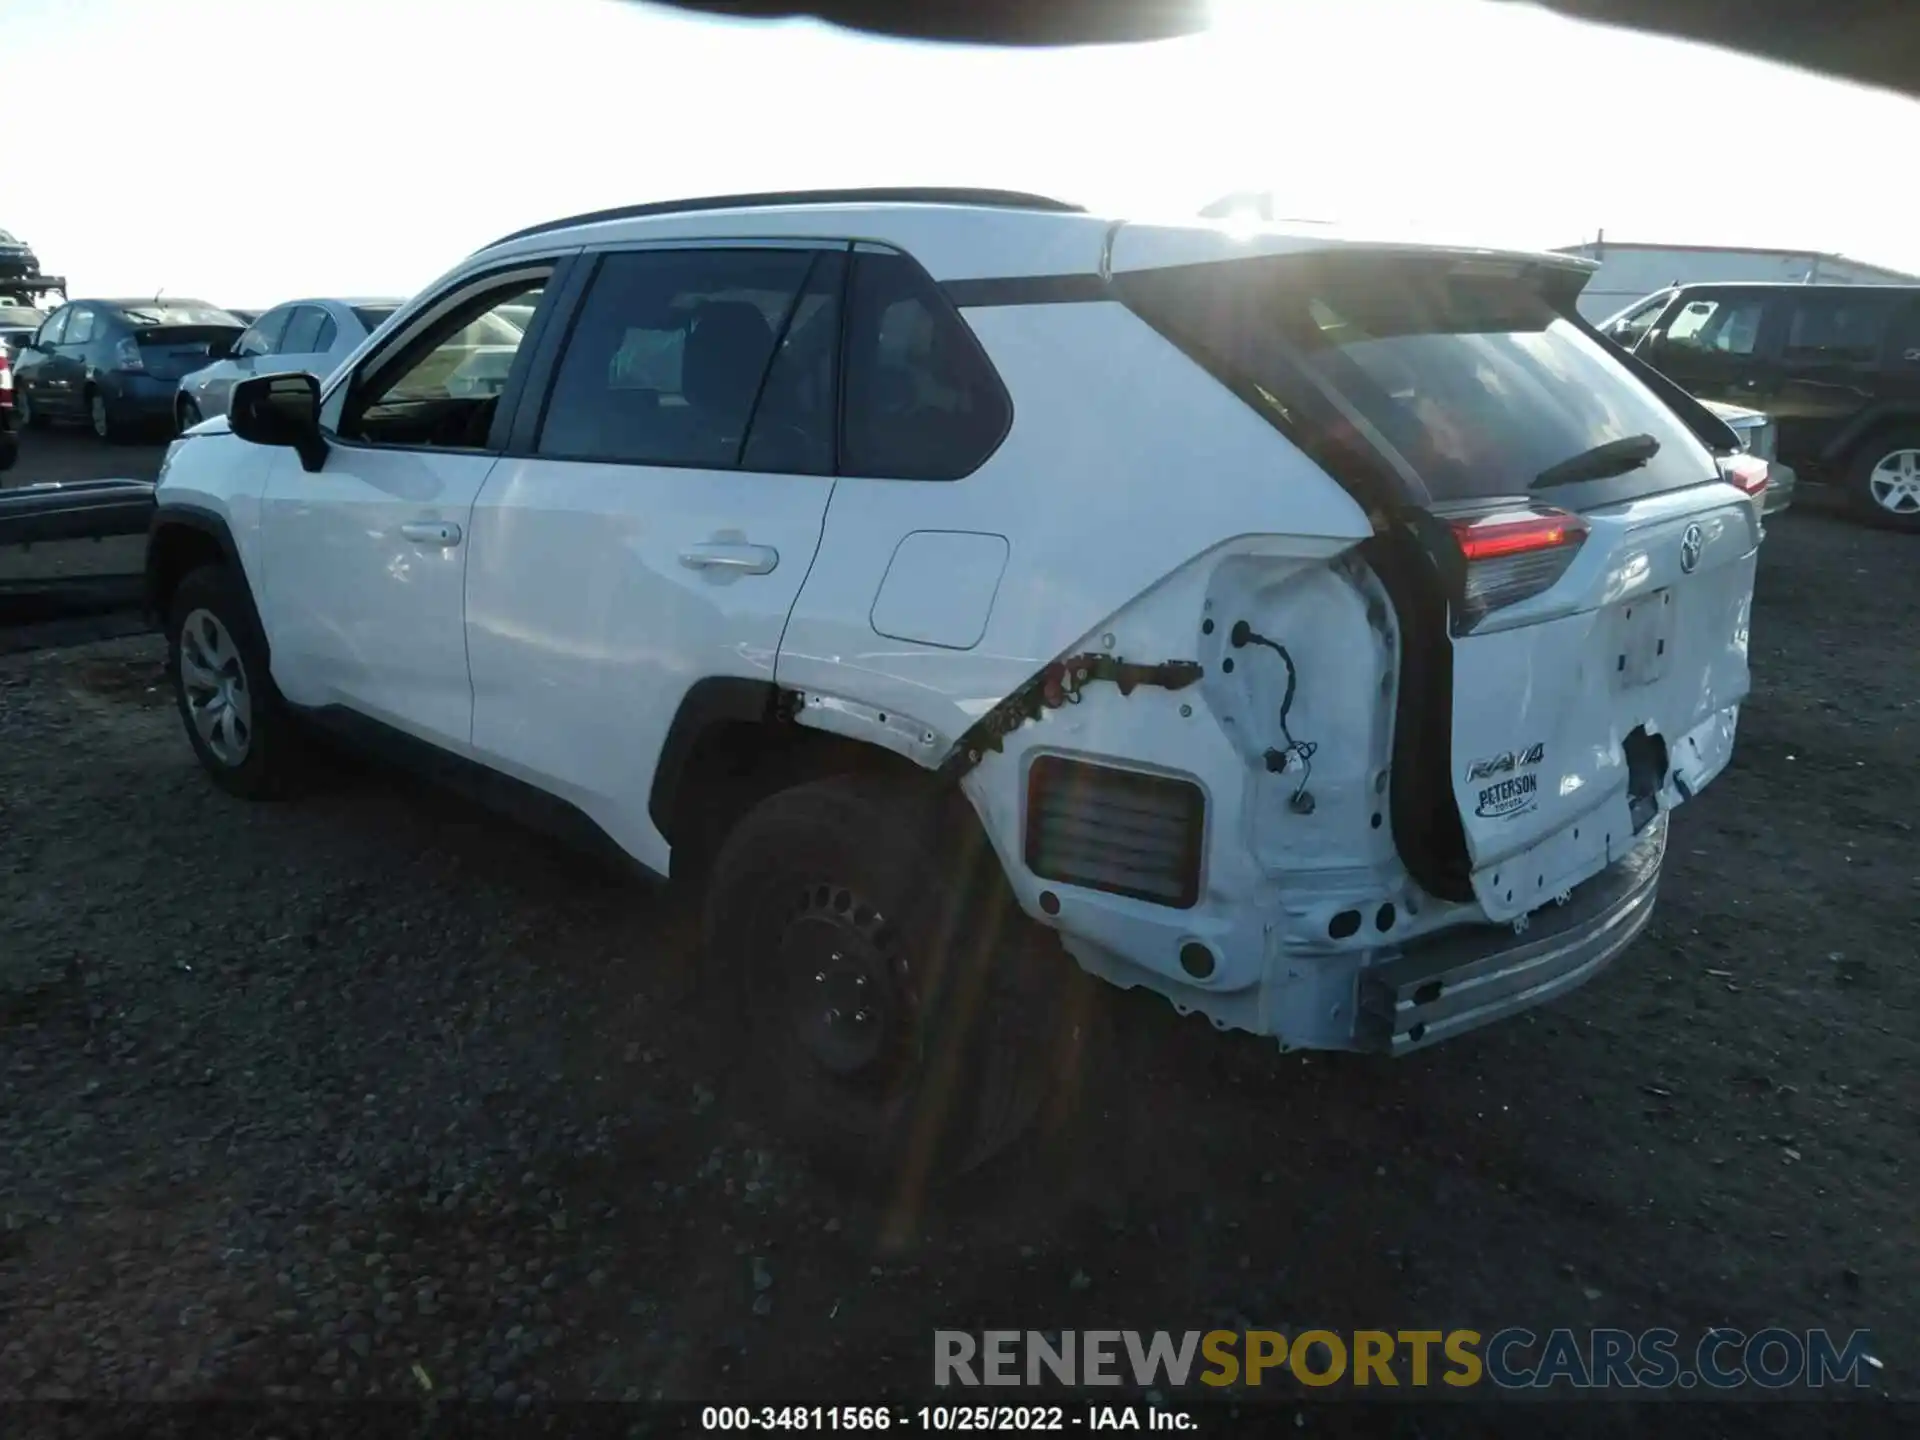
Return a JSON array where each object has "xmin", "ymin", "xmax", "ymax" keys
[
  {"xmin": 235, "ymin": 308, "xmax": 292, "ymax": 360},
  {"xmin": 537, "ymin": 248, "xmax": 822, "ymax": 469},
  {"xmin": 339, "ymin": 271, "xmax": 549, "ymax": 450},
  {"xmin": 1606, "ymin": 291, "xmax": 1671, "ymax": 350},
  {"xmin": 840, "ymin": 249, "xmax": 1011, "ymax": 480},
  {"xmin": 37, "ymin": 308, "xmax": 71, "ymax": 347},
  {"xmin": 1654, "ymin": 295, "xmax": 1765, "ymax": 356}
]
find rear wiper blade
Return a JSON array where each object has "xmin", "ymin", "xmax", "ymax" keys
[{"xmin": 1533, "ymin": 432, "xmax": 1660, "ymax": 489}]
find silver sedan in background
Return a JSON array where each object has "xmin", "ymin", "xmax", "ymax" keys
[{"xmin": 174, "ymin": 296, "xmax": 401, "ymax": 430}]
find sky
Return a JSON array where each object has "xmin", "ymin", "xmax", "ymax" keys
[{"xmin": 5, "ymin": 0, "xmax": 1920, "ymax": 308}]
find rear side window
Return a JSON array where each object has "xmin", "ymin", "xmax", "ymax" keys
[
  {"xmin": 537, "ymin": 248, "xmax": 830, "ymax": 470},
  {"xmin": 840, "ymin": 249, "xmax": 1010, "ymax": 480},
  {"xmin": 279, "ymin": 305, "xmax": 328, "ymax": 354},
  {"xmin": 1121, "ymin": 252, "xmax": 1719, "ymax": 508},
  {"xmin": 65, "ymin": 307, "xmax": 98, "ymax": 345},
  {"xmin": 1783, "ymin": 292, "xmax": 1894, "ymax": 364},
  {"xmin": 312, "ymin": 313, "xmax": 339, "ymax": 353}
]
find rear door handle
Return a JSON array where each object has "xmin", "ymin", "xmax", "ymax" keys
[
  {"xmin": 679, "ymin": 542, "xmax": 778, "ymax": 575},
  {"xmin": 400, "ymin": 521, "xmax": 462, "ymax": 547}
]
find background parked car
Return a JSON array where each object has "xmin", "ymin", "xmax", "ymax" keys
[
  {"xmin": 1602, "ymin": 281, "xmax": 1920, "ymax": 528},
  {"xmin": 10, "ymin": 298, "xmax": 246, "ymax": 442},
  {"xmin": 0, "ymin": 301, "xmax": 45, "ymax": 362},
  {"xmin": 1, "ymin": 346, "xmax": 16, "ymax": 472},
  {"xmin": 174, "ymin": 297, "xmax": 402, "ymax": 429}
]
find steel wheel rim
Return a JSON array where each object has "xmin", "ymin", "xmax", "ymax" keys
[
  {"xmin": 178, "ymin": 607, "xmax": 253, "ymax": 767},
  {"xmin": 769, "ymin": 884, "xmax": 913, "ymax": 1089},
  {"xmin": 1868, "ymin": 448, "xmax": 1920, "ymax": 514},
  {"xmin": 89, "ymin": 393, "xmax": 108, "ymax": 438}
]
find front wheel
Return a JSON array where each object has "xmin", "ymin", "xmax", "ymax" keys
[
  {"xmin": 15, "ymin": 386, "xmax": 48, "ymax": 430},
  {"xmin": 166, "ymin": 565, "xmax": 308, "ymax": 799},
  {"xmin": 702, "ymin": 774, "xmax": 1097, "ymax": 1189},
  {"xmin": 1848, "ymin": 429, "xmax": 1920, "ymax": 532}
]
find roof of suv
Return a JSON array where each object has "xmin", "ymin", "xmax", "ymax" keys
[
  {"xmin": 472, "ymin": 187, "xmax": 1593, "ymax": 289},
  {"xmin": 1670, "ymin": 280, "xmax": 1920, "ymax": 294}
]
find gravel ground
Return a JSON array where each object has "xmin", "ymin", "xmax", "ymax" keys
[{"xmin": 0, "ymin": 491, "xmax": 1914, "ymax": 1430}]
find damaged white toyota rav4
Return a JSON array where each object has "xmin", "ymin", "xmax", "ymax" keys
[{"xmin": 147, "ymin": 189, "xmax": 1755, "ymax": 1176}]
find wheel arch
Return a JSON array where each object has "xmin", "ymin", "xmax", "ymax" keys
[
  {"xmin": 650, "ymin": 676, "xmax": 953, "ymax": 884},
  {"xmin": 146, "ymin": 503, "xmax": 256, "ymax": 637}
]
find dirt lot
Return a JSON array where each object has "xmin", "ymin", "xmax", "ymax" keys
[{"xmin": 0, "ymin": 468, "xmax": 1913, "ymax": 1430}]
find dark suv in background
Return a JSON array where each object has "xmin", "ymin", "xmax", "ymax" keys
[{"xmin": 1603, "ymin": 281, "xmax": 1920, "ymax": 530}]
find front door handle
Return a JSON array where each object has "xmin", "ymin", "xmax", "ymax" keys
[
  {"xmin": 400, "ymin": 520, "xmax": 462, "ymax": 547},
  {"xmin": 679, "ymin": 542, "xmax": 778, "ymax": 575}
]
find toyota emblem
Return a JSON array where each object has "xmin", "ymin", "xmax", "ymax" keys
[{"xmin": 1680, "ymin": 522, "xmax": 1705, "ymax": 575}]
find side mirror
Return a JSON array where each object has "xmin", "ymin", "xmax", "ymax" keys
[{"xmin": 230, "ymin": 372, "xmax": 328, "ymax": 472}]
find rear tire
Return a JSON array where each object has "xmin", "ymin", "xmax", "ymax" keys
[
  {"xmin": 1846, "ymin": 428, "xmax": 1920, "ymax": 532},
  {"xmin": 176, "ymin": 396, "xmax": 203, "ymax": 434},
  {"xmin": 701, "ymin": 774, "xmax": 1096, "ymax": 1191},
  {"xmin": 166, "ymin": 564, "xmax": 308, "ymax": 799}
]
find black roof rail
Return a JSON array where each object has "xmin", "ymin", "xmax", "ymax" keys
[{"xmin": 478, "ymin": 187, "xmax": 1085, "ymax": 253}]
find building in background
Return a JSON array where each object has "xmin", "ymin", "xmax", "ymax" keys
[{"xmin": 1558, "ymin": 236, "xmax": 1920, "ymax": 320}]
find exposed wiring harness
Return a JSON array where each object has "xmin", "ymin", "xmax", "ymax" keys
[{"xmin": 1230, "ymin": 619, "xmax": 1319, "ymax": 814}]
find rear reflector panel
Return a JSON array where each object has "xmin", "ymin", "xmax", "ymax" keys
[{"xmin": 1024, "ymin": 756, "xmax": 1205, "ymax": 909}]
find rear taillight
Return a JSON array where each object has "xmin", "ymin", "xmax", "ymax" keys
[
  {"xmin": 0, "ymin": 353, "xmax": 12, "ymax": 406},
  {"xmin": 1442, "ymin": 506, "xmax": 1589, "ymax": 628},
  {"xmin": 113, "ymin": 337, "xmax": 145, "ymax": 372},
  {"xmin": 1721, "ymin": 454, "xmax": 1769, "ymax": 500}
]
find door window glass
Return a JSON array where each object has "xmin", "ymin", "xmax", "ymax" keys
[
  {"xmin": 278, "ymin": 305, "xmax": 329, "ymax": 354},
  {"xmin": 1656, "ymin": 296, "xmax": 1765, "ymax": 357},
  {"xmin": 840, "ymin": 250, "xmax": 1011, "ymax": 480},
  {"xmin": 312, "ymin": 313, "xmax": 339, "ymax": 354},
  {"xmin": 64, "ymin": 307, "xmax": 98, "ymax": 345},
  {"xmin": 537, "ymin": 248, "xmax": 816, "ymax": 469},
  {"xmin": 36, "ymin": 309, "xmax": 70, "ymax": 347},
  {"xmin": 340, "ymin": 273, "xmax": 548, "ymax": 449},
  {"xmin": 1784, "ymin": 293, "xmax": 1892, "ymax": 364},
  {"xmin": 235, "ymin": 308, "xmax": 293, "ymax": 360},
  {"xmin": 1607, "ymin": 292, "xmax": 1671, "ymax": 349}
]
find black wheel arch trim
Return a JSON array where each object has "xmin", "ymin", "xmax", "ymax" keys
[
  {"xmin": 647, "ymin": 676, "xmax": 788, "ymax": 840},
  {"xmin": 146, "ymin": 501, "xmax": 253, "ymax": 627},
  {"xmin": 1821, "ymin": 404, "xmax": 1920, "ymax": 469}
]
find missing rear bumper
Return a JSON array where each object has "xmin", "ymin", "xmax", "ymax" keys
[{"xmin": 1354, "ymin": 816, "xmax": 1666, "ymax": 1054}]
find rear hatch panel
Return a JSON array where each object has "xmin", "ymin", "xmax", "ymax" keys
[
  {"xmin": 1113, "ymin": 236, "xmax": 1756, "ymax": 917},
  {"xmin": 134, "ymin": 325, "xmax": 241, "ymax": 381}
]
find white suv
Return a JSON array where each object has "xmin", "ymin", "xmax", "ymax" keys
[{"xmin": 146, "ymin": 188, "xmax": 1758, "ymax": 1176}]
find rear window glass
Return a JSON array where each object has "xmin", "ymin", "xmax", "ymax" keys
[
  {"xmin": 119, "ymin": 304, "xmax": 242, "ymax": 328},
  {"xmin": 0, "ymin": 306, "xmax": 42, "ymax": 327},
  {"xmin": 1122, "ymin": 254, "xmax": 1719, "ymax": 507}
]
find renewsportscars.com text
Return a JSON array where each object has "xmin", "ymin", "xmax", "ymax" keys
[{"xmin": 933, "ymin": 1328, "xmax": 1882, "ymax": 1391}]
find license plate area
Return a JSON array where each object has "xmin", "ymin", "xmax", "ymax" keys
[{"xmin": 1610, "ymin": 587, "xmax": 1676, "ymax": 690}]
